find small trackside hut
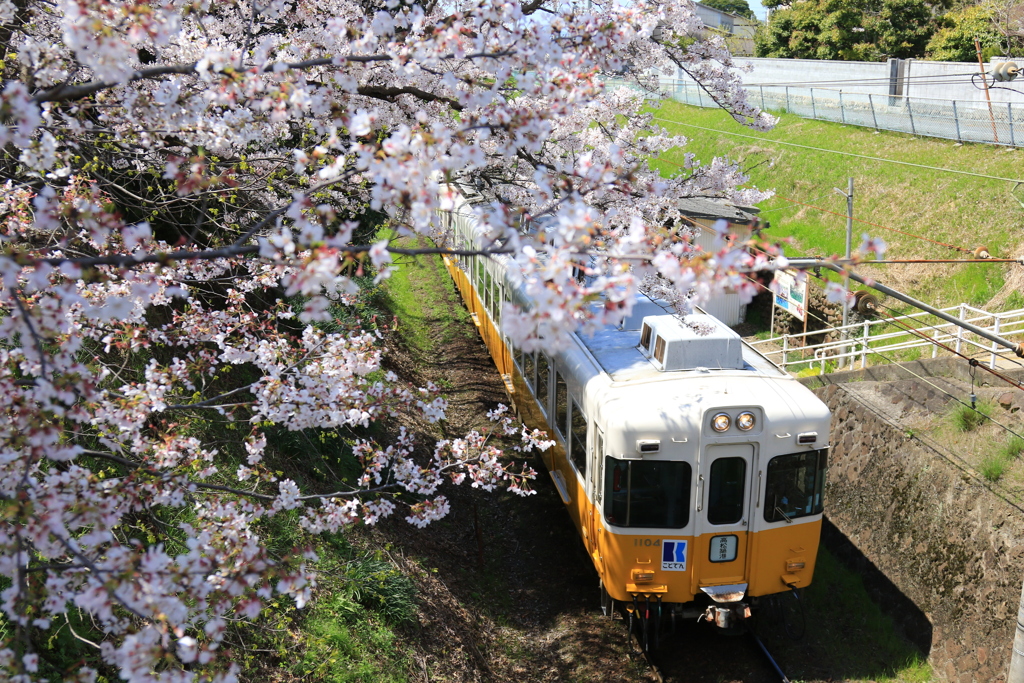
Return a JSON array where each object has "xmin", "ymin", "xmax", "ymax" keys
[{"xmin": 438, "ymin": 187, "xmax": 831, "ymax": 648}]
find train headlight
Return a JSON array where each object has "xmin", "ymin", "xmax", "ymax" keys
[
  {"xmin": 711, "ymin": 413, "xmax": 731, "ymax": 432},
  {"xmin": 737, "ymin": 412, "xmax": 756, "ymax": 431}
]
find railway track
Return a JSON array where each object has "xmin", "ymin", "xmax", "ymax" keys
[{"xmin": 618, "ymin": 607, "xmax": 796, "ymax": 683}]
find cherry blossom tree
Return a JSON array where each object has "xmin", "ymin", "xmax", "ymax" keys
[{"xmin": 0, "ymin": 0, "xmax": 786, "ymax": 679}]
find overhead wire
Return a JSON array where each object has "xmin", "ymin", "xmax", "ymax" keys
[
  {"xmin": 875, "ymin": 299, "xmax": 1024, "ymax": 374},
  {"xmin": 651, "ymin": 132, "xmax": 1024, "ymax": 381},
  {"xmin": 649, "ymin": 118, "xmax": 1024, "ymax": 184},
  {"xmin": 654, "ymin": 149, "xmax": 996, "ymax": 258},
  {"xmin": 769, "ymin": 194, "xmax": 976, "ymax": 255},
  {"xmin": 835, "ymin": 350, "xmax": 1024, "ymax": 517},
  {"xmin": 852, "ymin": 340, "xmax": 1024, "ymax": 466},
  {"xmin": 731, "ymin": 71, "xmax": 980, "ymax": 88}
]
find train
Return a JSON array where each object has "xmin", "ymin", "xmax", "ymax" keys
[{"xmin": 438, "ymin": 187, "xmax": 832, "ymax": 646}]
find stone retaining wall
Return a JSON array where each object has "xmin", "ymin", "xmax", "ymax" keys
[{"xmin": 814, "ymin": 381, "xmax": 1024, "ymax": 681}]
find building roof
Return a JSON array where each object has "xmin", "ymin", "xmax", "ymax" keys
[{"xmin": 677, "ymin": 196, "xmax": 758, "ymax": 223}]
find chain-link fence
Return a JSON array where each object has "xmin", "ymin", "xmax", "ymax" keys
[{"xmin": 629, "ymin": 77, "xmax": 1024, "ymax": 148}]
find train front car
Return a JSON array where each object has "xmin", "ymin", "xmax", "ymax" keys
[{"xmin": 584, "ymin": 303, "xmax": 831, "ymax": 637}]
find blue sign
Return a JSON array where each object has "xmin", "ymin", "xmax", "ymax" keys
[{"xmin": 661, "ymin": 540, "xmax": 687, "ymax": 571}]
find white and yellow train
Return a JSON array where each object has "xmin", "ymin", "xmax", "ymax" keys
[{"xmin": 440, "ymin": 190, "xmax": 831, "ymax": 643}]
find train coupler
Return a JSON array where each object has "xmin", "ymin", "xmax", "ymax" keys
[{"xmin": 701, "ymin": 602, "xmax": 752, "ymax": 629}]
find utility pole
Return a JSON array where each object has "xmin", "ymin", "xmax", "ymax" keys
[
  {"xmin": 975, "ymin": 37, "xmax": 1000, "ymax": 144},
  {"xmin": 834, "ymin": 178, "xmax": 854, "ymax": 367}
]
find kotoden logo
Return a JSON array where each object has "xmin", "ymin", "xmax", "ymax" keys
[{"xmin": 661, "ymin": 540, "xmax": 687, "ymax": 571}]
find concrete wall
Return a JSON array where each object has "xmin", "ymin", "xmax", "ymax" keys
[
  {"xmin": 812, "ymin": 379, "xmax": 1024, "ymax": 681},
  {"xmin": 664, "ymin": 56, "xmax": 1024, "ymax": 107}
]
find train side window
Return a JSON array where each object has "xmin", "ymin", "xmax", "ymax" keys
[
  {"xmin": 570, "ymin": 398, "xmax": 588, "ymax": 477},
  {"xmin": 483, "ymin": 268, "xmax": 492, "ymax": 313},
  {"xmin": 555, "ymin": 372, "xmax": 568, "ymax": 438},
  {"xmin": 707, "ymin": 457, "xmax": 746, "ymax": 525},
  {"xmin": 524, "ymin": 352, "xmax": 536, "ymax": 391},
  {"xmin": 764, "ymin": 449, "xmax": 827, "ymax": 523},
  {"xmin": 603, "ymin": 457, "xmax": 691, "ymax": 528},
  {"xmin": 593, "ymin": 429, "xmax": 605, "ymax": 503},
  {"xmin": 537, "ymin": 354, "xmax": 550, "ymax": 412}
]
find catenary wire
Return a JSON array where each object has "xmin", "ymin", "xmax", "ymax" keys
[
  {"xmin": 769, "ymin": 195, "xmax": 976, "ymax": 254},
  {"xmin": 856, "ymin": 344, "xmax": 1024, "ymax": 440},
  {"xmin": 649, "ymin": 118, "xmax": 1024, "ymax": 184},
  {"xmin": 653, "ymin": 150, "xmax": 997, "ymax": 258},
  {"xmin": 833, "ymin": 353, "xmax": 1024, "ymax": 518},
  {"xmin": 722, "ymin": 71, "xmax": 981, "ymax": 88},
  {"xmin": 875, "ymin": 299, "xmax": 1024, "ymax": 373}
]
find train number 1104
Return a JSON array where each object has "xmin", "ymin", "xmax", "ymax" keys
[{"xmin": 633, "ymin": 538, "xmax": 662, "ymax": 547}]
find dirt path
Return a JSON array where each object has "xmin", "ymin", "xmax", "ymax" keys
[{"xmin": 364, "ymin": 249, "xmax": 657, "ymax": 683}]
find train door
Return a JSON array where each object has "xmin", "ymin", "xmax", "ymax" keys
[
  {"xmin": 588, "ymin": 428, "xmax": 606, "ymax": 579},
  {"xmin": 694, "ymin": 443, "xmax": 755, "ymax": 589}
]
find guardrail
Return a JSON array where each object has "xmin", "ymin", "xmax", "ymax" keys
[{"xmin": 746, "ymin": 304, "xmax": 1024, "ymax": 374}]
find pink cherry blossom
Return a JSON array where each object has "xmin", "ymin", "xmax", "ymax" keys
[{"xmin": 0, "ymin": 0, "xmax": 822, "ymax": 679}]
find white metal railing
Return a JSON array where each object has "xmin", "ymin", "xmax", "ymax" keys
[{"xmin": 747, "ymin": 304, "xmax": 1024, "ymax": 375}]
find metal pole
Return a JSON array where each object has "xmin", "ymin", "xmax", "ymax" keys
[
  {"xmin": 1008, "ymin": 577, "xmax": 1024, "ymax": 683},
  {"xmin": 786, "ymin": 86, "xmax": 790, "ymax": 112},
  {"xmin": 834, "ymin": 179, "xmax": 854, "ymax": 359},
  {"xmin": 975, "ymin": 38, "xmax": 1001, "ymax": 144},
  {"xmin": 839, "ymin": 90, "xmax": 846, "ymax": 124},
  {"xmin": 811, "ymin": 88, "xmax": 817, "ymax": 119},
  {"xmin": 956, "ymin": 303, "xmax": 965, "ymax": 354},
  {"xmin": 906, "ymin": 96, "xmax": 916, "ymax": 136},
  {"xmin": 861, "ymin": 320, "xmax": 869, "ymax": 369},
  {"xmin": 953, "ymin": 100, "xmax": 962, "ymax": 143},
  {"xmin": 869, "ymin": 94, "xmax": 878, "ymax": 131},
  {"xmin": 787, "ymin": 261, "xmax": 1024, "ymax": 357},
  {"xmin": 1011, "ymin": 103, "xmax": 1017, "ymax": 147},
  {"xmin": 760, "ymin": 85, "xmax": 766, "ymax": 111},
  {"xmin": 991, "ymin": 314, "xmax": 1002, "ymax": 368}
]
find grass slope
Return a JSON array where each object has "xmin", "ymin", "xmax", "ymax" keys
[{"xmin": 650, "ymin": 100, "xmax": 1024, "ymax": 310}]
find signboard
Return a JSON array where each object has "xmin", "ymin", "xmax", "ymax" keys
[{"xmin": 772, "ymin": 269, "xmax": 807, "ymax": 322}]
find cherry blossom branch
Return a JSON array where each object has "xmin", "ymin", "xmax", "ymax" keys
[
  {"xmin": 33, "ymin": 51, "xmax": 515, "ymax": 104},
  {"xmin": 17, "ymin": 243, "xmax": 517, "ymax": 270}
]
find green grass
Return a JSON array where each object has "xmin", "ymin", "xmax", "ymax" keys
[
  {"xmin": 782, "ymin": 547, "xmax": 933, "ymax": 681},
  {"xmin": 648, "ymin": 99, "xmax": 1024, "ymax": 310},
  {"xmin": 376, "ymin": 230, "xmax": 474, "ymax": 355},
  {"xmin": 980, "ymin": 435, "xmax": 1024, "ymax": 481},
  {"xmin": 294, "ymin": 593, "xmax": 412, "ymax": 682},
  {"xmin": 950, "ymin": 400, "xmax": 992, "ymax": 432}
]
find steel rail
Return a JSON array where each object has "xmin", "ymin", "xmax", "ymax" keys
[{"xmin": 750, "ymin": 632, "xmax": 791, "ymax": 683}]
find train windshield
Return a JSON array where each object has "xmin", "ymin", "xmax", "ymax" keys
[
  {"xmin": 604, "ymin": 457, "xmax": 691, "ymax": 528},
  {"xmin": 763, "ymin": 449, "xmax": 827, "ymax": 523}
]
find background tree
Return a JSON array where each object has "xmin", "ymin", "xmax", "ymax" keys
[
  {"xmin": 756, "ymin": 0, "xmax": 938, "ymax": 60},
  {"xmin": 0, "ymin": 0, "xmax": 788, "ymax": 681},
  {"xmin": 992, "ymin": 0, "xmax": 1024, "ymax": 55},
  {"xmin": 927, "ymin": 2, "xmax": 1005, "ymax": 60},
  {"xmin": 701, "ymin": 0, "xmax": 757, "ymax": 19}
]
